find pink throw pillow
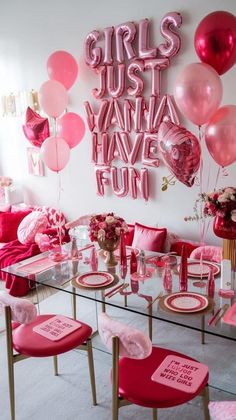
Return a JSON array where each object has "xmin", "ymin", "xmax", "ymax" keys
[
  {"xmin": 124, "ymin": 224, "xmax": 135, "ymax": 246},
  {"xmin": 17, "ymin": 211, "xmax": 48, "ymax": 245},
  {"xmin": 0, "ymin": 210, "xmax": 31, "ymax": 242},
  {"xmin": 132, "ymin": 222, "xmax": 167, "ymax": 252}
]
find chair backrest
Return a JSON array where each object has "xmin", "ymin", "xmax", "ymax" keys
[
  {"xmin": 0, "ymin": 292, "xmax": 37, "ymax": 324},
  {"xmin": 98, "ymin": 313, "xmax": 152, "ymax": 359}
]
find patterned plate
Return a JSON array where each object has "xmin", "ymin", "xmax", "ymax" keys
[
  {"xmin": 177, "ymin": 262, "xmax": 220, "ymax": 278},
  {"xmin": 76, "ymin": 272, "xmax": 114, "ymax": 288},
  {"xmin": 163, "ymin": 292, "xmax": 209, "ymax": 313}
]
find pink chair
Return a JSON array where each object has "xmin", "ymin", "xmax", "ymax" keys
[
  {"xmin": 99, "ymin": 313, "xmax": 210, "ymax": 420},
  {"xmin": 190, "ymin": 245, "xmax": 223, "ymax": 263},
  {"xmin": 0, "ymin": 292, "xmax": 97, "ymax": 420},
  {"xmin": 209, "ymin": 401, "xmax": 236, "ymax": 419}
]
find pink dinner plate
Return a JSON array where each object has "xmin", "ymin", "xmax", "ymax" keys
[
  {"xmin": 163, "ymin": 292, "xmax": 209, "ymax": 313},
  {"xmin": 223, "ymin": 302, "xmax": 236, "ymax": 326},
  {"xmin": 76, "ymin": 272, "xmax": 114, "ymax": 288},
  {"xmin": 178, "ymin": 262, "xmax": 220, "ymax": 278},
  {"xmin": 114, "ymin": 246, "xmax": 139, "ymax": 260}
]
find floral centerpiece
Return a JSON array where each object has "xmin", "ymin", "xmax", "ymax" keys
[
  {"xmin": 89, "ymin": 213, "xmax": 128, "ymax": 266},
  {"xmin": 185, "ymin": 187, "xmax": 236, "ymax": 240}
]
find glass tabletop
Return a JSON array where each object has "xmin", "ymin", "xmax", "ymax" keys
[{"xmin": 1, "ymin": 243, "xmax": 236, "ymax": 342}]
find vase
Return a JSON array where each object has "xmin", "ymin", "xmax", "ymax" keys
[
  {"xmin": 97, "ymin": 238, "xmax": 120, "ymax": 267},
  {"xmin": 213, "ymin": 216, "xmax": 236, "ymax": 240}
]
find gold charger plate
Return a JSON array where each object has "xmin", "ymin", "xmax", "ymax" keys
[{"xmin": 158, "ymin": 294, "xmax": 214, "ymax": 315}]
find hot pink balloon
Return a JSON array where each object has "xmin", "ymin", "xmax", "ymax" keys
[
  {"xmin": 57, "ymin": 112, "xmax": 86, "ymax": 149},
  {"xmin": 173, "ymin": 62, "xmax": 222, "ymax": 126},
  {"xmin": 40, "ymin": 136, "xmax": 70, "ymax": 172},
  {"xmin": 194, "ymin": 11, "xmax": 236, "ymax": 75},
  {"xmin": 47, "ymin": 50, "xmax": 78, "ymax": 90},
  {"xmin": 158, "ymin": 120, "xmax": 201, "ymax": 187},
  {"xmin": 39, "ymin": 80, "xmax": 68, "ymax": 118},
  {"xmin": 205, "ymin": 105, "xmax": 236, "ymax": 167}
]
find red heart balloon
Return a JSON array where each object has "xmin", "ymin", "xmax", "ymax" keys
[
  {"xmin": 23, "ymin": 107, "xmax": 50, "ymax": 147},
  {"xmin": 194, "ymin": 11, "xmax": 236, "ymax": 75},
  {"xmin": 158, "ymin": 121, "xmax": 201, "ymax": 187}
]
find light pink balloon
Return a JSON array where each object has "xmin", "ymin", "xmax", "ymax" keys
[
  {"xmin": 173, "ymin": 62, "xmax": 222, "ymax": 126},
  {"xmin": 138, "ymin": 19, "xmax": 156, "ymax": 59},
  {"xmin": 57, "ymin": 112, "xmax": 85, "ymax": 149},
  {"xmin": 115, "ymin": 22, "xmax": 137, "ymax": 63},
  {"xmin": 47, "ymin": 50, "xmax": 78, "ymax": 90},
  {"xmin": 84, "ymin": 30, "xmax": 101, "ymax": 68},
  {"xmin": 205, "ymin": 105, "xmax": 236, "ymax": 167},
  {"xmin": 39, "ymin": 80, "xmax": 68, "ymax": 118},
  {"xmin": 127, "ymin": 60, "xmax": 144, "ymax": 97},
  {"xmin": 107, "ymin": 64, "xmax": 125, "ymax": 98},
  {"xmin": 40, "ymin": 136, "xmax": 70, "ymax": 172}
]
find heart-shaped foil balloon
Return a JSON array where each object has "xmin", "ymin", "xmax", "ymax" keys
[
  {"xmin": 158, "ymin": 121, "xmax": 201, "ymax": 187},
  {"xmin": 23, "ymin": 107, "xmax": 50, "ymax": 148}
]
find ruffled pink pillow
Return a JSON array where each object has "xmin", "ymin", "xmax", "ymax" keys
[
  {"xmin": 209, "ymin": 401, "xmax": 236, "ymax": 420},
  {"xmin": 132, "ymin": 222, "xmax": 167, "ymax": 252},
  {"xmin": 98, "ymin": 313, "xmax": 152, "ymax": 359},
  {"xmin": 190, "ymin": 246, "xmax": 222, "ymax": 263},
  {"xmin": 17, "ymin": 211, "xmax": 48, "ymax": 245}
]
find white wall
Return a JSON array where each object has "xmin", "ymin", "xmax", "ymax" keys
[{"xmin": 0, "ymin": 0, "xmax": 235, "ymax": 244}]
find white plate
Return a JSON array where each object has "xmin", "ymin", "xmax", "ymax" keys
[
  {"xmin": 163, "ymin": 292, "xmax": 209, "ymax": 313},
  {"xmin": 76, "ymin": 272, "xmax": 114, "ymax": 288},
  {"xmin": 177, "ymin": 262, "xmax": 220, "ymax": 278}
]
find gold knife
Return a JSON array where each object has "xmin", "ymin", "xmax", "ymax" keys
[
  {"xmin": 107, "ymin": 283, "xmax": 129, "ymax": 298},
  {"xmin": 214, "ymin": 304, "xmax": 229, "ymax": 326}
]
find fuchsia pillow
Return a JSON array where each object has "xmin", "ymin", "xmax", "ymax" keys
[
  {"xmin": 0, "ymin": 210, "xmax": 31, "ymax": 242},
  {"xmin": 17, "ymin": 211, "xmax": 48, "ymax": 245},
  {"xmin": 132, "ymin": 222, "xmax": 167, "ymax": 252},
  {"xmin": 124, "ymin": 224, "xmax": 135, "ymax": 246}
]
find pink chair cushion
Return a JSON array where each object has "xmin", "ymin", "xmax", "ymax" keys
[
  {"xmin": 13, "ymin": 314, "xmax": 92, "ymax": 357},
  {"xmin": 118, "ymin": 346, "xmax": 209, "ymax": 408},
  {"xmin": 98, "ymin": 313, "xmax": 152, "ymax": 359},
  {"xmin": 132, "ymin": 223, "xmax": 167, "ymax": 252},
  {"xmin": 17, "ymin": 211, "xmax": 48, "ymax": 244},
  {"xmin": 208, "ymin": 401, "xmax": 236, "ymax": 420},
  {"xmin": 0, "ymin": 291, "xmax": 37, "ymax": 324},
  {"xmin": 190, "ymin": 246, "xmax": 223, "ymax": 263}
]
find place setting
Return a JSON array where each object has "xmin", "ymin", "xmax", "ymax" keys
[
  {"xmin": 159, "ymin": 291, "xmax": 213, "ymax": 315},
  {"xmin": 71, "ymin": 271, "xmax": 119, "ymax": 290}
]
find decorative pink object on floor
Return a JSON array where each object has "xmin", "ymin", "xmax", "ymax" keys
[{"xmin": 209, "ymin": 401, "xmax": 236, "ymax": 420}]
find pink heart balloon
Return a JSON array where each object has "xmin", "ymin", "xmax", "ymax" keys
[
  {"xmin": 158, "ymin": 121, "xmax": 201, "ymax": 187},
  {"xmin": 205, "ymin": 105, "xmax": 236, "ymax": 167}
]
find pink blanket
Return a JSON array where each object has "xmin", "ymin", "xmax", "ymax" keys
[{"xmin": 0, "ymin": 240, "xmax": 41, "ymax": 296}]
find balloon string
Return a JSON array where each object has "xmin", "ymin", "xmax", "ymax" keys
[
  {"xmin": 214, "ymin": 166, "xmax": 221, "ymax": 190},
  {"xmin": 198, "ymin": 125, "xmax": 204, "ymax": 244},
  {"xmin": 57, "ymin": 172, "xmax": 62, "ymax": 247}
]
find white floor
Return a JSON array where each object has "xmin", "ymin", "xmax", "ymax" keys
[{"xmin": 0, "ymin": 288, "xmax": 236, "ymax": 420}]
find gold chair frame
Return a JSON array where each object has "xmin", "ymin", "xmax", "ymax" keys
[
  {"xmin": 111, "ymin": 336, "xmax": 210, "ymax": 420},
  {"xmin": 4, "ymin": 305, "xmax": 97, "ymax": 420}
]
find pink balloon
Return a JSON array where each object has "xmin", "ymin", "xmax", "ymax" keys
[
  {"xmin": 115, "ymin": 22, "xmax": 137, "ymax": 63},
  {"xmin": 138, "ymin": 19, "xmax": 156, "ymax": 59},
  {"xmin": 173, "ymin": 62, "xmax": 222, "ymax": 126},
  {"xmin": 47, "ymin": 50, "xmax": 78, "ymax": 90},
  {"xmin": 111, "ymin": 167, "xmax": 129, "ymax": 197},
  {"xmin": 39, "ymin": 80, "xmax": 68, "ymax": 118},
  {"xmin": 194, "ymin": 11, "xmax": 236, "ymax": 75},
  {"xmin": 159, "ymin": 12, "xmax": 182, "ymax": 58},
  {"xmin": 205, "ymin": 105, "xmax": 236, "ymax": 167},
  {"xmin": 127, "ymin": 60, "xmax": 144, "ymax": 97},
  {"xmin": 41, "ymin": 136, "xmax": 70, "ymax": 172},
  {"xmin": 107, "ymin": 64, "xmax": 125, "ymax": 98},
  {"xmin": 84, "ymin": 30, "xmax": 101, "ymax": 68},
  {"xmin": 57, "ymin": 112, "xmax": 85, "ymax": 149},
  {"xmin": 129, "ymin": 168, "xmax": 149, "ymax": 201},
  {"xmin": 158, "ymin": 120, "xmax": 201, "ymax": 187}
]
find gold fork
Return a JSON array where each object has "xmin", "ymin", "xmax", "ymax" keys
[{"xmin": 146, "ymin": 291, "xmax": 163, "ymax": 309}]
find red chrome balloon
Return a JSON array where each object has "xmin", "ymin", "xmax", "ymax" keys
[{"xmin": 194, "ymin": 11, "xmax": 236, "ymax": 75}]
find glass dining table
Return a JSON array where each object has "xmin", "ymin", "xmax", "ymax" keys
[
  {"xmin": 0, "ymin": 243, "xmax": 236, "ymax": 399},
  {"xmin": 1, "ymin": 243, "xmax": 236, "ymax": 395}
]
